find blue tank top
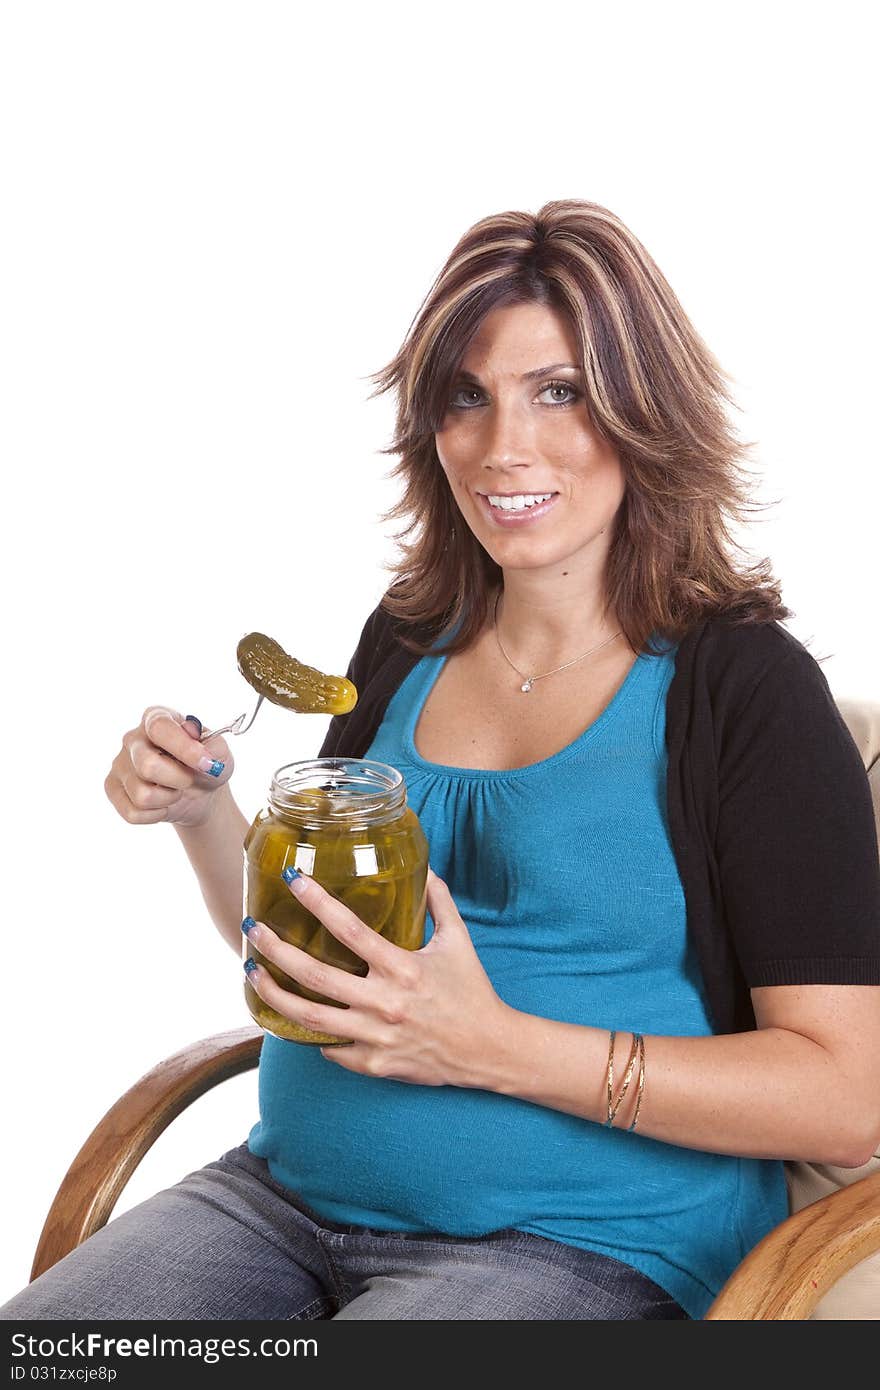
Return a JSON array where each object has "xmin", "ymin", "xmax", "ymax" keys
[{"xmin": 248, "ymin": 639, "xmax": 788, "ymax": 1318}]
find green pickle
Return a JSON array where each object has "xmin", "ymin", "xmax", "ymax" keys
[
  {"xmin": 244, "ymin": 760, "xmax": 428, "ymax": 1045},
  {"xmin": 237, "ymin": 633, "xmax": 358, "ymax": 715}
]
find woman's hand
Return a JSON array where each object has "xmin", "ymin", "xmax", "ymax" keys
[
  {"xmin": 105, "ymin": 706, "xmax": 234, "ymax": 829},
  {"xmin": 243, "ymin": 868, "xmax": 513, "ymax": 1087}
]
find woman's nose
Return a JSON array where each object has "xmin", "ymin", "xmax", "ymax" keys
[{"xmin": 481, "ymin": 399, "xmax": 536, "ymax": 467}]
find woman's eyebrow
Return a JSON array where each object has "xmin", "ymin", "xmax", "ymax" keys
[{"xmin": 455, "ymin": 362, "xmax": 584, "ymax": 384}]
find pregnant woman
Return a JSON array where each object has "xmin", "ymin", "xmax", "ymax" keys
[{"xmin": 4, "ymin": 198, "xmax": 879, "ymax": 1321}]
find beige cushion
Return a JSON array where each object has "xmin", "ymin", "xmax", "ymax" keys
[
  {"xmin": 835, "ymin": 697, "xmax": 880, "ymax": 847},
  {"xmin": 782, "ymin": 696, "xmax": 880, "ymax": 1319}
]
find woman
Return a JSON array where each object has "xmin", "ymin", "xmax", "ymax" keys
[{"xmin": 5, "ymin": 199, "xmax": 879, "ymax": 1322}]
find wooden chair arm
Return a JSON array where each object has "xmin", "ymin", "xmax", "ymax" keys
[
  {"xmin": 30, "ymin": 1025, "xmax": 263, "ymax": 1282},
  {"xmin": 704, "ymin": 1167, "xmax": 880, "ymax": 1318}
]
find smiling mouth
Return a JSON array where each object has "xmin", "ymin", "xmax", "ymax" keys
[
  {"xmin": 478, "ymin": 491, "xmax": 558, "ymax": 511},
  {"xmin": 474, "ymin": 491, "xmax": 561, "ymax": 524}
]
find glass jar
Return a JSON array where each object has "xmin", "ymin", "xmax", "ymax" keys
[{"xmin": 243, "ymin": 757, "xmax": 429, "ymax": 1046}]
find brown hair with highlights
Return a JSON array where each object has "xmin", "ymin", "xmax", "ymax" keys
[{"xmin": 366, "ymin": 199, "xmax": 791, "ymax": 657}]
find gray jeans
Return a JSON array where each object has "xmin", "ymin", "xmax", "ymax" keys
[{"xmin": 1, "ymin": 1143, "xmax": 688, "ymax": 1321}]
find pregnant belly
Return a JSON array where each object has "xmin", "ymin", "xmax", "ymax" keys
[{"xmin": 249, "ymin": 1034, "xmax": 602, "ymax": 1233}]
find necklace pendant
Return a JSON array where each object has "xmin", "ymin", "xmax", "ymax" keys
[{"xmin": 520, "ymin": 678, "xmax": 533, "ymax": 693}]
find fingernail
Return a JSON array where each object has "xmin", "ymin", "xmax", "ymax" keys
[
  {"xmin": 243, "ymin": 957, "xmax": 258, "ymax": 976},
  {"xmin": 241, "ymin": 916, "xmax": 256, "ymax": 937},
  {"xmin": 282, "ymin": 865, "xmax": 306, "ymax": 892},
  {"xmin": 198, "ymin": 756, "xmax": 225, "ymax": 777},
  {"xmin": 184, "ymin": 715, "xmax": 203, "ymax": 738}
]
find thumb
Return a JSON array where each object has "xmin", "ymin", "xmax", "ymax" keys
[
  {"xmin": 181, "ymin": 714, "xmax": 203, "ymax": 740},
  {"xmin": 425, "ymin": 867, "xmax": 465, "ymax": 934}
]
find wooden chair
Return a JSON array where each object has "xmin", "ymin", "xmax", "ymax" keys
[{"xmin": 30, "ymin": 699, "xmax": 880, "ymax": 1319}]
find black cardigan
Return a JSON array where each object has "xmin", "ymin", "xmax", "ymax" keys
[{"xmin": 317, "ymin": 603, "xmax": 880, "ymax": 1035}]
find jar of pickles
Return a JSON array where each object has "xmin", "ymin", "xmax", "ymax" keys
[{"xmin": 243, "ymin": 757, "xmax": 429, "ymax": 1045}]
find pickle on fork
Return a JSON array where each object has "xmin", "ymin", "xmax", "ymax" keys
[{"xmin": 237, "ymin": 632, "xmax": 358, "ymax": 716}]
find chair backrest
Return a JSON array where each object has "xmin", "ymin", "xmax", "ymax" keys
[
  {"xmin": 784, "ymin": 696, "xmax": 880, "ymax": 1319},
  {"xmin": 836, "ymin": 698, "xmax": 880, "ymax": 846}
]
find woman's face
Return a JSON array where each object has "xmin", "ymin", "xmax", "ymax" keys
[{"xmin": 435, "ymin": 301, "xmax": 626, "ymax": 581}]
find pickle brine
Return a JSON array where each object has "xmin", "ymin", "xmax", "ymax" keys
[{"xmin": 244, "ymin": 797, "xmax": 428, "ymax": 1046}]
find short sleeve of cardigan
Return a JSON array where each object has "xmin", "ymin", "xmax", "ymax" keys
[{"xmin": 715, "ymin": 644, "xmax": 880, "ymax": 987}]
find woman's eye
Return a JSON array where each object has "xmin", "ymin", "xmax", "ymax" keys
[
  {"xmin": 450, "ymin": 387, "xmax": 483, "ymax": 408},
  {"xmin": 539, "ymin": 381, "xmax": 580, "ymax": 406}
]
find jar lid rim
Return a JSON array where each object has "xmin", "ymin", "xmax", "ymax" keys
[
  {"xmin": 271, "ymin": 757, "xmax": 403, "ymax": 790},
  {"xmin": 268, "ymin": 758, "xmax": 407, "ymax": 826}
]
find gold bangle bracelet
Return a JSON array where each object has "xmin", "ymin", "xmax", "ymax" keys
[
  {"xmin": 605, "ymin": 1030, "xmax": 617, "ymax": 1128},
  {"xmin": 608, "ymin": 1032, "xmax": 640, "ymax": 1127},
  {"xmin": 627, "ymin": 1034, "xmax": 646, "ymax": 1133}
]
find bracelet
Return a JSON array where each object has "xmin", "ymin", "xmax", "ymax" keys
[
  {"xmin": 604, "ymin": 1030, "xmax": 646, "ymax": 1130},
  {"xmin": 605, "ymin": 1031, "xmax": 639, "ymax": 1127},
  {"xmin": 605, "ymin": 1030, "xmax": 616, "ymax": 1127},
  {"xmin": 628, "ymin": 1033, "xmax": 646, "ymax": 1133}
]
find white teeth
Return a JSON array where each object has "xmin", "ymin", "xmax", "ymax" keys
[{"xmin": 485, "ymin": 493, "xmax": 553, "ymax": 511}]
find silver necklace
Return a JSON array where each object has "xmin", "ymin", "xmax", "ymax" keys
[{"xmin": 493, "ymin": 591, "xmax": 623, "ymax": 693}]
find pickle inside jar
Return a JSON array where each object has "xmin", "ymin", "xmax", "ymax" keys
[{"xmin": 242, "ymin": 788, "xmax": 428, "ymax": 1046}]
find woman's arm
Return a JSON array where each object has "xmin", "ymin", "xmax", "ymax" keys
[
  {"xmin": 174, "ymin": 783, "xmax": 251, "ymax": 955},
  {"xmin": 477, "ymin": 982, "xmax": 880, "ymax": 1168}
]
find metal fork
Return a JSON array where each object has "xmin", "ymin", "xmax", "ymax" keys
[{"xmin": 199, "ymin": 694, "xmax": 264, "ymax": 742}]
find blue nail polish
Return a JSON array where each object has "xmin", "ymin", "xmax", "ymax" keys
[
  {"xmin": 207, "ymin": 760, "xmax": 225, "ymax": 778},
  {"xmin": 282, "ymin": 865, "xmax": 302, "ymax": 884},
  {"xmin": 241, "ymin": 916, "xmax": 256, "ymax": 936},
  {"xmin": 184, "ymin": 715, "xmax": 203, "ymax": 738},
  {"xmin": 243, "ymin": 957, "xmax": 258, "ymax": 975}
]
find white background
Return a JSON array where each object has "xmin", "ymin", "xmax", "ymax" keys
[{"xmin": 1, "ymin": 1, "xmax": 877, "ymax": 1305}]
